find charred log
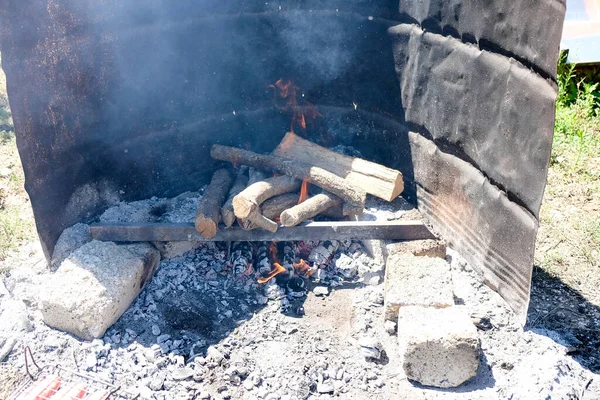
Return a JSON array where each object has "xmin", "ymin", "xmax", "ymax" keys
[
  {"xmin": 221, "ymin": 166, "xmax": 249, "ymax": 228},
  {"xmin": 194, "ymin": 168, "xmax": 233, "ymax": 238}
]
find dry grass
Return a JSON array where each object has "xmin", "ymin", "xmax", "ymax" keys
[
  {"xmin": 0, "ymin": 59, "xmax": 36, "ymax": 269},
  {"xmin": 535, "ymin": 85, "xmax": 600, "ymax": 306}
]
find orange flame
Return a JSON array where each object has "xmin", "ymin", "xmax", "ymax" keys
[
  {"xmin": 257, "ymin": 262, "xmax": 287, "ymax": 284},
  {"xmin": 293, "ymin": 259, "xmax": 315, "ymax": 278},
  {"xmin": 298, "ymin": 180, "xmax": 310, "ymax": 204},
  {"xmin": 269, "ymin": 242, "xmax": 279, "ymax": 263},
  {"xmin": 269, "ymin": 79, "xmax": 322, "ymax": 133}
]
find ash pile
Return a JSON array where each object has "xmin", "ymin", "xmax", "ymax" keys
[{"xmin": 2, "ymin": 190, "xmax": 599, "ymax": 400}]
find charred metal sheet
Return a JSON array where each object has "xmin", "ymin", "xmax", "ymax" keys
[
  {"xmin": 408, "ymin": 132, "xmax": 538, "ymax": 324},
  {"xmin": 0, "ymin": 1, "xmax": 400, "ymax": 259},
  {"xmin": 398, "ymin": 0, "xmax": 566, "ymax": 78},
  {"xmin": 390, "ymin": 24, "xmax": 557, "ymax": 217}
]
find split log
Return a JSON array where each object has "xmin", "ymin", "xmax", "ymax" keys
[
  {"xmin": 221, "ymin": 166, "xmax": 249, "ymax": 228},
  {"xmin": 194, "ymin": 168, "xmax": 233, "ymax": 238},
  {"xmin": 232, "ymin": 175, "xmax": 301, "ymax": 232},
  {"xmin": 273, "ymin": 132, "xmax": 404, "ymax": 201},
  {"xmin": 280, "ymin": 192, "xmax": 342, "ymax": 227},
  {"xmin": 211, "ymin": 144, "xmax": 366, "ymax": 215}
]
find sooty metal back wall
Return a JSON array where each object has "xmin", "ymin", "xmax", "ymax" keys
[{"xmin": 0, "ymin": 0, "xmax": 566, "ymax": 323}]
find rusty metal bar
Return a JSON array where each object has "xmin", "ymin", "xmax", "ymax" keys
[{"xmin": 89, "ymin": 220, "xmax": 435, "ymax": 242}]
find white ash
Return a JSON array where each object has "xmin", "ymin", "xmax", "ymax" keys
[{"xmin": 1, "ymin": 191, "xmax": 599, "ymax": 399}]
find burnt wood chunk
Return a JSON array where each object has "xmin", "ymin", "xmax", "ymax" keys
[
  {"xmin": 233, "ymin": 175, "xmax": 301, "ymax": 232},
  {"xmin": 221, "ymin": 166, "xmax": 249, "ymax": 228},
  {"xmin": 273, "ymin": 132, "xmax": 404, "ymax": 201},
  {"xmin": 210, "ymin": 144, "xmax": 366, "ymax": 215},
  {"xmin": 89, "ymin": 220, "xmax": 436, "ymax": 242},
  {"xmin": 280, "ymin": 192, "xmax": 341, "ymax": 227},
  {"xmin": 194, "ymin": 168, "xmax": 233, "ymax": 238}
]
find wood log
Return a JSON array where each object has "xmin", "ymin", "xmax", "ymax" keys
[
  {"xmin": 221, "ymin": 166, "xmax": 249, "ymax": 228},
  {"xmin": 237, "ymin": 168, "xmax": 269, "ymax": 228},
  {"xmin": 241, "ymin": 193, "xmax": 300, "ymax": 230},
  {"xmin": 233, "ymin": 175, "xmax": 301, "ymax": 232},
  {"xmin": 211, "ymin": 144, "xmax": 366, "ymax": 215},
  {"xmin": 248, "ymin": 167, "xmax": 268, "ymax": 185},
  {"xmin": 280, "ymin": 192, "xmax": 342, "ymax": 227},
  {"xmin": 273, "ymin": 131, "xmax": 404, "ymax": 201},
  {"xmin": 194, "ymin": 168, "xmax": 233, "ymax": 238}
]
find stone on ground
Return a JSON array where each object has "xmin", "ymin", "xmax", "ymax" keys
[
  {"xmin": 384, "ymin": 254, "xmax": 453, "ymax": 322},
  {"xmin": 386, "ymin": 239, "xmax": 446, "ymax": 259},
  {"xmin": 39, "ymin": 240, "xmax": 160, "ymax": 340},
  {"xmin": 398, "ymin": 305, "xmax": 480, "ymax": 388}
]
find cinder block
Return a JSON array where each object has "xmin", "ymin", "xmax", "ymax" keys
[
  {"xmin": 40, "ymin": 241, "xmax": 160, "ymax": 340},
  {"xmin": 398, "ymin": 305, "xmax": 480, "ymax": 388},
  {"xmin": 384, "ymin": 254, "xmax": 453, "ymax": 322}
]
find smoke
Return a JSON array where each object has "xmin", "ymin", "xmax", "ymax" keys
[{"xmin": 278, "ymin": 10, "xmax": 354, "ymax": 82}]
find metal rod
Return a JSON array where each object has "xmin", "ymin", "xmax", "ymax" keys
[{"xmin": 89, "ymin": 220, "xmax": 435, "ymax": 242}]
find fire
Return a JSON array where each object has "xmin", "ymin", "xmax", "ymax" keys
[
  {"xmin": 293, "ymin": 259, "xmax": 315, "ymax": 278},
  {"xmin": 241, "ymin": 263, "xmax": 254, "ymax": 277},
  {"xmin": 269, "ymin": 78, "xmax": 322, "ymax": 133},
  {"xmin": 269, "ymin": 242, "xmax": 279, "ymax": 263},
  {"xmin": 257, "ymin": 242, "xmax": 287, "ymax": 284},
  {"xmin": 257, "ymin": 262, "xmax": 286, "ymax": 284},
  {"xmin": 298, "ymin": 179, "xmax": 310, "ymax": 204}
]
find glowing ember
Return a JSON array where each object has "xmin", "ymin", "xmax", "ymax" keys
[
  {"xmin": 240, "ymin": 263, "xmax": 253, "ymax": 276},
  {"xmin": 257, "ymin": 262, "xmax": 287, "ymax": 284},
  {"xmin": 293, "ymin": 259, "xmax": 315, "ymax": 278},
  {"xmin": 269, "ymin": 78, "xmax": 321, "ymax": 133},
  {"xmin": 298, "ymin": 179, "xmax": 310, "ymax": 204},
  {"xmin": 269, "ymin": 242, "xmax": 279, "ymax": 263}
]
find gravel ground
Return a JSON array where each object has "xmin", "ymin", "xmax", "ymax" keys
[{"xmin": 1, "ymin": 195, "xmax": 599, "ymax": 399}]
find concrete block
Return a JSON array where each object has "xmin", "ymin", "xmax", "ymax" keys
[
  {"xmin": 51, "ymin": 223, "xmax": 91, "ymax": 268},
  {"xmin": 386, "ymin": 239, "xmax": 446, "ymax": 259},
  {"xmin": 40, "ymin": 240, "xmax": 160, "ymax": 340},
  {"xmin": 384, "ymin": 254, "xmax": 453, "ymax": 322},
  {"xmin": 398, "ymin": 305, "xmax": 480, "ymax": 388}
]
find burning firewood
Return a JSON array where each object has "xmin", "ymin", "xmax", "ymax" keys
[
  {"xmin": 241, "ymin": 193, "xmax": 299, "ymax": 230},
  {"xmin": 211, "ymin": 144, "xmax": 366, "ymax": 215},
  {"xmin": 280, "ymin": 192, "xmax": 342, "ymax": 227},
  {"xmin": 194, "ymin": 168, "xmax": 234, "ymax": 238},
  {"xmin": 273, "ymin": 132, "xmax": 404, "ymax": 202},
  {"xmin": 232, "ymin": 175, "xmax": 301, "ymax": 232},
  {"xmin": 221, "ymin": 166, "xmax": 249, "ymax": 228}
]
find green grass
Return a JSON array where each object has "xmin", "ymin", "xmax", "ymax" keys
[{"xmin": 535, "ymin": 53, "xmax": 600, "ymax": 291}]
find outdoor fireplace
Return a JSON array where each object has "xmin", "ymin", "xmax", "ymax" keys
[{"xmin": 0, "ymin": 0, "xmax": 565, "ymax": 323}]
